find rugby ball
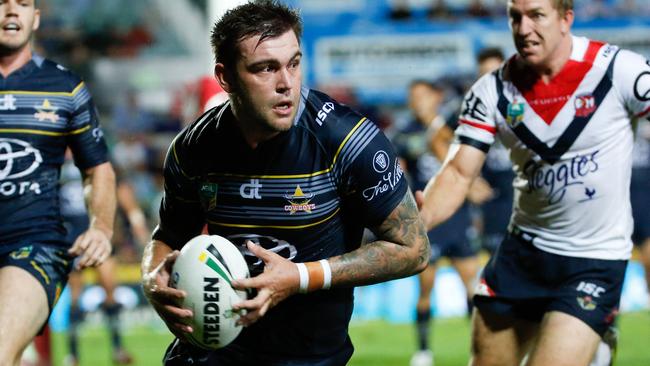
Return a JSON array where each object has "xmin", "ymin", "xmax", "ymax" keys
[{"xmin": 170, "ymin": 235, "xmax": 249, "ymax": 350}]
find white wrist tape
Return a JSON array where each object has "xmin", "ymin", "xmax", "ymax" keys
[
  {"xmin": 296, "ymin": 262, "xmax": 309, "ymax": 293},
  {"xmin": 319, "ymin": 259, "xmax": 332, "ymax": 290}
]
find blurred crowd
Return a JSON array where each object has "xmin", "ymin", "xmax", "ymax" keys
[{"xmin": 388, "ymin": 0, "xmax": 650, "ymax": 20}]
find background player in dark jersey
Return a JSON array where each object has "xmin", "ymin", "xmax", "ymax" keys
[
  {"xmin": 141, "ymin": 1, "xmax": 429, "ymax": 365},
  {"xmin": 631, "ymin": 119, "xmax": 650, "ymax": 307},
  {"xmin": 474, "ymin": 48, "xmax": 515, "ymax": 255},
  {"xmin": 393, "ymin": 80, "xmax": 480, "ymax": 366},
  {"xmin": 59, "ymin": 151, "xmax": 147, "ymax": 366},
  {"xmin": 0, "ymin": 0, "xmax": 116, "ymax": 364}
]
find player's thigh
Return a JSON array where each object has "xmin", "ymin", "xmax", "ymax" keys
[
  {"xmin": 525, "ymin": 311, "xmax": 600, "ymax": 366},
  {"xmin": 67, "ymin": 269, "xmax": 83, "ymax": 303},
  {"xmin": 470, "ymin": 307, "xmax": 537, "ymax": 366},
  {"xmin": 0, "ymin": 266, "xmax": 49, "ymax": 359},
  {"xmin": 451, "ymin": 256, "xmax": 479, "ymax": 293}
]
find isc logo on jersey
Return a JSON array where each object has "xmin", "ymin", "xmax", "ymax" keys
[{"xmin": 170, "ymin": 235, "xmax": 250, "ymax": 350}]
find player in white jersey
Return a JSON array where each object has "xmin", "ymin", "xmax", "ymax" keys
[{"xmin": 417, "ymin": 0, "xmax": 650, "ymax": 365}]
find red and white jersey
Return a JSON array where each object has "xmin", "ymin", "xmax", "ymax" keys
[{"xmin": 456, "ymin": 36, "xmax": 650, "ymax": 260}]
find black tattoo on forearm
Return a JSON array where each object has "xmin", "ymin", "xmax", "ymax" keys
[{"xmin": 330, "ymin": 190, "xmax": 430, "ymax": 287}]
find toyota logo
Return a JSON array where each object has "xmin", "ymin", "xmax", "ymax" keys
[{"xmin": 0, "ymin": 138, "xmax": 43, "ymax": 181}]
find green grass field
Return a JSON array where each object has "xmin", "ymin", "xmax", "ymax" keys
[{"xmin": 51, "ymin": 311, "xmax": 650, "ymax": 366}]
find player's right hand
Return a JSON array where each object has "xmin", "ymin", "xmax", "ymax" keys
[{"xmin": 142, "ymin": 251, "xmax": 194, "ymax": 339}]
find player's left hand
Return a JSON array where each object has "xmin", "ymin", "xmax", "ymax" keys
[
  {"xmin": 231, "ymin": 241, "xmax": 300, "ymax": 326},
  {"xmin": 68, "ymin": 227, "xmax": 112, "ymax": 269}
]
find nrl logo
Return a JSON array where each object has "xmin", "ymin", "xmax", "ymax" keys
[
  {"xmin": 283, "ymin": 185, "xmax": 316, "ymax": 214},
  {"xmin": 199, "ymin": 183, "xmax": 219, "ymax": 211},
  {"xmin": 506, "ymin": 101, "xmax": 524, "ymax": 128},
  {"xmin": 34, "ymin": 99, "xmax": 59, "ymax": 123},
  {"xmin": 576, "ymin": 295, "xmax": 597, "ymax": 311}
]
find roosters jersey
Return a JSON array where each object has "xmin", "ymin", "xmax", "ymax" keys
[
  {"xmin": 153, "ymin": 87, "xmax": 407, "ymax": 358},
  {"xmin": 0, "ymin": 55, "xmax": 109, "ymax": 248},
  {"xmin": 455, "ymin": 36, "xmax": 650, "ymax": 260}
]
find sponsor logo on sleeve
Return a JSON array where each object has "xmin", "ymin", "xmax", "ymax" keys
[
  {"xmin": 634, "ymin": 69, "xmax": 650, "ymax": 102},
  {"xmin": 461, "ymin": 91, "xmax": 488, "ymax": 122},
  {"xmin": 362, "ymin": 157, "xmax": 404, "ymax": 201},
  {"xmin": 372, "ymin": 150, "xmax": 389, "ymax": 173},
  {"xmin": 316, "ymin": 102, "xmax": 335, "ymax": 126}
]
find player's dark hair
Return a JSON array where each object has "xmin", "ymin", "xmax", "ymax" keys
[
  {"xmin": 552, "ymin": 0, "xmax": 573, "ymax": 15},
  {"xmin": 409, "ymin": 79, "xmax": 444, "ymax": 93},
  {"xmin": 477, "ymin": 47, "xmax": 504, "ymax": 64},
  {"xmin": 211, "ymin": 0, "xmax": 303, "ymax": 68}
]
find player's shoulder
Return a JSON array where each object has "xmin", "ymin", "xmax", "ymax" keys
[
  {"xmin": 297, "ymin": 87, "xmax": 374, "ymax": 148},
  {"xmin": 33, "ymin": 56, "xmax": 85, "ymax": 93}
]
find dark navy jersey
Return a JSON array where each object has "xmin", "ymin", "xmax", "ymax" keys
[
  {"xmin": 153, "ymin": 87, "xmax": 407, "ymax": 359},
  {"xmin": 0, "ymin": 55, "xmax": 109, "ymax": 248}
]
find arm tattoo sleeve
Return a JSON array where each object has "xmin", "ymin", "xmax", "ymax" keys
[{"xmin": 329, "ymin": 190, "xmax": 430, "ymax": 287}]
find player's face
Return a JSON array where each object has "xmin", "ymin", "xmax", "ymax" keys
[
  {"xmin": 230, "ymin": 30, "xmax": 302, "ymax": 135},
  {"xmin": 0, "ymin": 0, "xmax": 39, "ymax": 55},
  {"xmin": 508, "ymin": 0, "xmax": 573, "ymax": 68}
]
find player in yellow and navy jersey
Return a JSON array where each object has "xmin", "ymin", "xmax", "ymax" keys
[
  {"xmin": 141, "ymin": 2, "xmax": 430, "ymax": 365},
  {"xmin": 0, "ymin": 1, "xmax": 116, "ymax": 364}
]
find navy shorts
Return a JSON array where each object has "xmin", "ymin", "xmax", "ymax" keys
[
  {"xmin": 163, "ymin": 337, "xmax": 353, "ymax": 366},
  {"xmin": 0, "ymin": 243, "xmax": 73, "ymax": 312},
  {"xmin": 474, "ymin": 230, "xmax": 627, "ymax": 336},
  {"xmin": 428, "ymin": 203, "xmax": 478, "ymax": 263},
  {"xmin": 630, "ymin": 168, "xmax": 650, "ymax": 244}
]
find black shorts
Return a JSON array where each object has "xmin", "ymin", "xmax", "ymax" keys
[
  {"xmin": 163, "ymin": 337, "xmax": 353, "ymax": 366},
  {"xmin": 428, "ymin": 204, "xmax": 478, "ymax": 263},
  {"xmin": 474, "ymin": 230, "xmax": 627, "ymax": 336},
  {"xmin": 0, "ymin": 243, "xmax": 73, "ymax": 313}
]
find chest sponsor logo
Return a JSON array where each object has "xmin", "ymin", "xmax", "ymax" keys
[
  {"xmin": 0, "ymin": 94, "xmax": 17, "ymax": 111},
  {"xmin": 506, "ymin": 102, "xmax": 525, "ymax": 128},
  {"xmin": 199, "ymin": 183, "xmax": 218, "ymax": 211},
  {"xmin": 372, "ymin": 150, "xmax": 389, "ymax": 173},
  {"xmin": 362, "ymin": 157, "xmax": 404, "ymax": 201},
  {"xmin": 523, "ymin": 150, "xmax": 599, "ymax": 204},
  {"xmin": 316, "ymin": 102, "xmax": 334, "ymax": 126},
  {"xmin": 574, "ymin": 93, "xmax": 596, "ymax": 117},
  {"xmin": 226, "ymin": 234, "xmax": 297, "ymax": 276},
  {"xmin": 283, "ymin": 185, "xmax": 316, "ymax": 214},
  {"xmin": 0, "ymin": 138, "xmax": 42, "ymax": 196},
  {"xmin": 34, "ymin": 99, "xmax": 59, "ymax": 123},
  {"xmin": 240, "ymin": 179, "xmax": 262, "ymax": 199}
]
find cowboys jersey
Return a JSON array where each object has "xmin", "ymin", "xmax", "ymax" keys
[
  {"xmin": 153, "ymin": 87, "xmax": 407, "ymax": 358},
  {"xmin": 0, "ymin": 55, "xmax": 109, "ymax": 249},
  {"xmin": 455, "ymin": 36, "xmax": 650, "ymax": 260}
]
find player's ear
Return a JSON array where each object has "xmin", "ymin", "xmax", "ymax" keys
[
  {"xmin": 32, "ymin": 8, "xmax": 41, "ymax": 31},
  {"xmin": 214, "ymin": 63, "xmax": 233, "ymax": 93},
  {"xmin": 560, "ymin": 9, "xmax": 574, "ymax": 35}
]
